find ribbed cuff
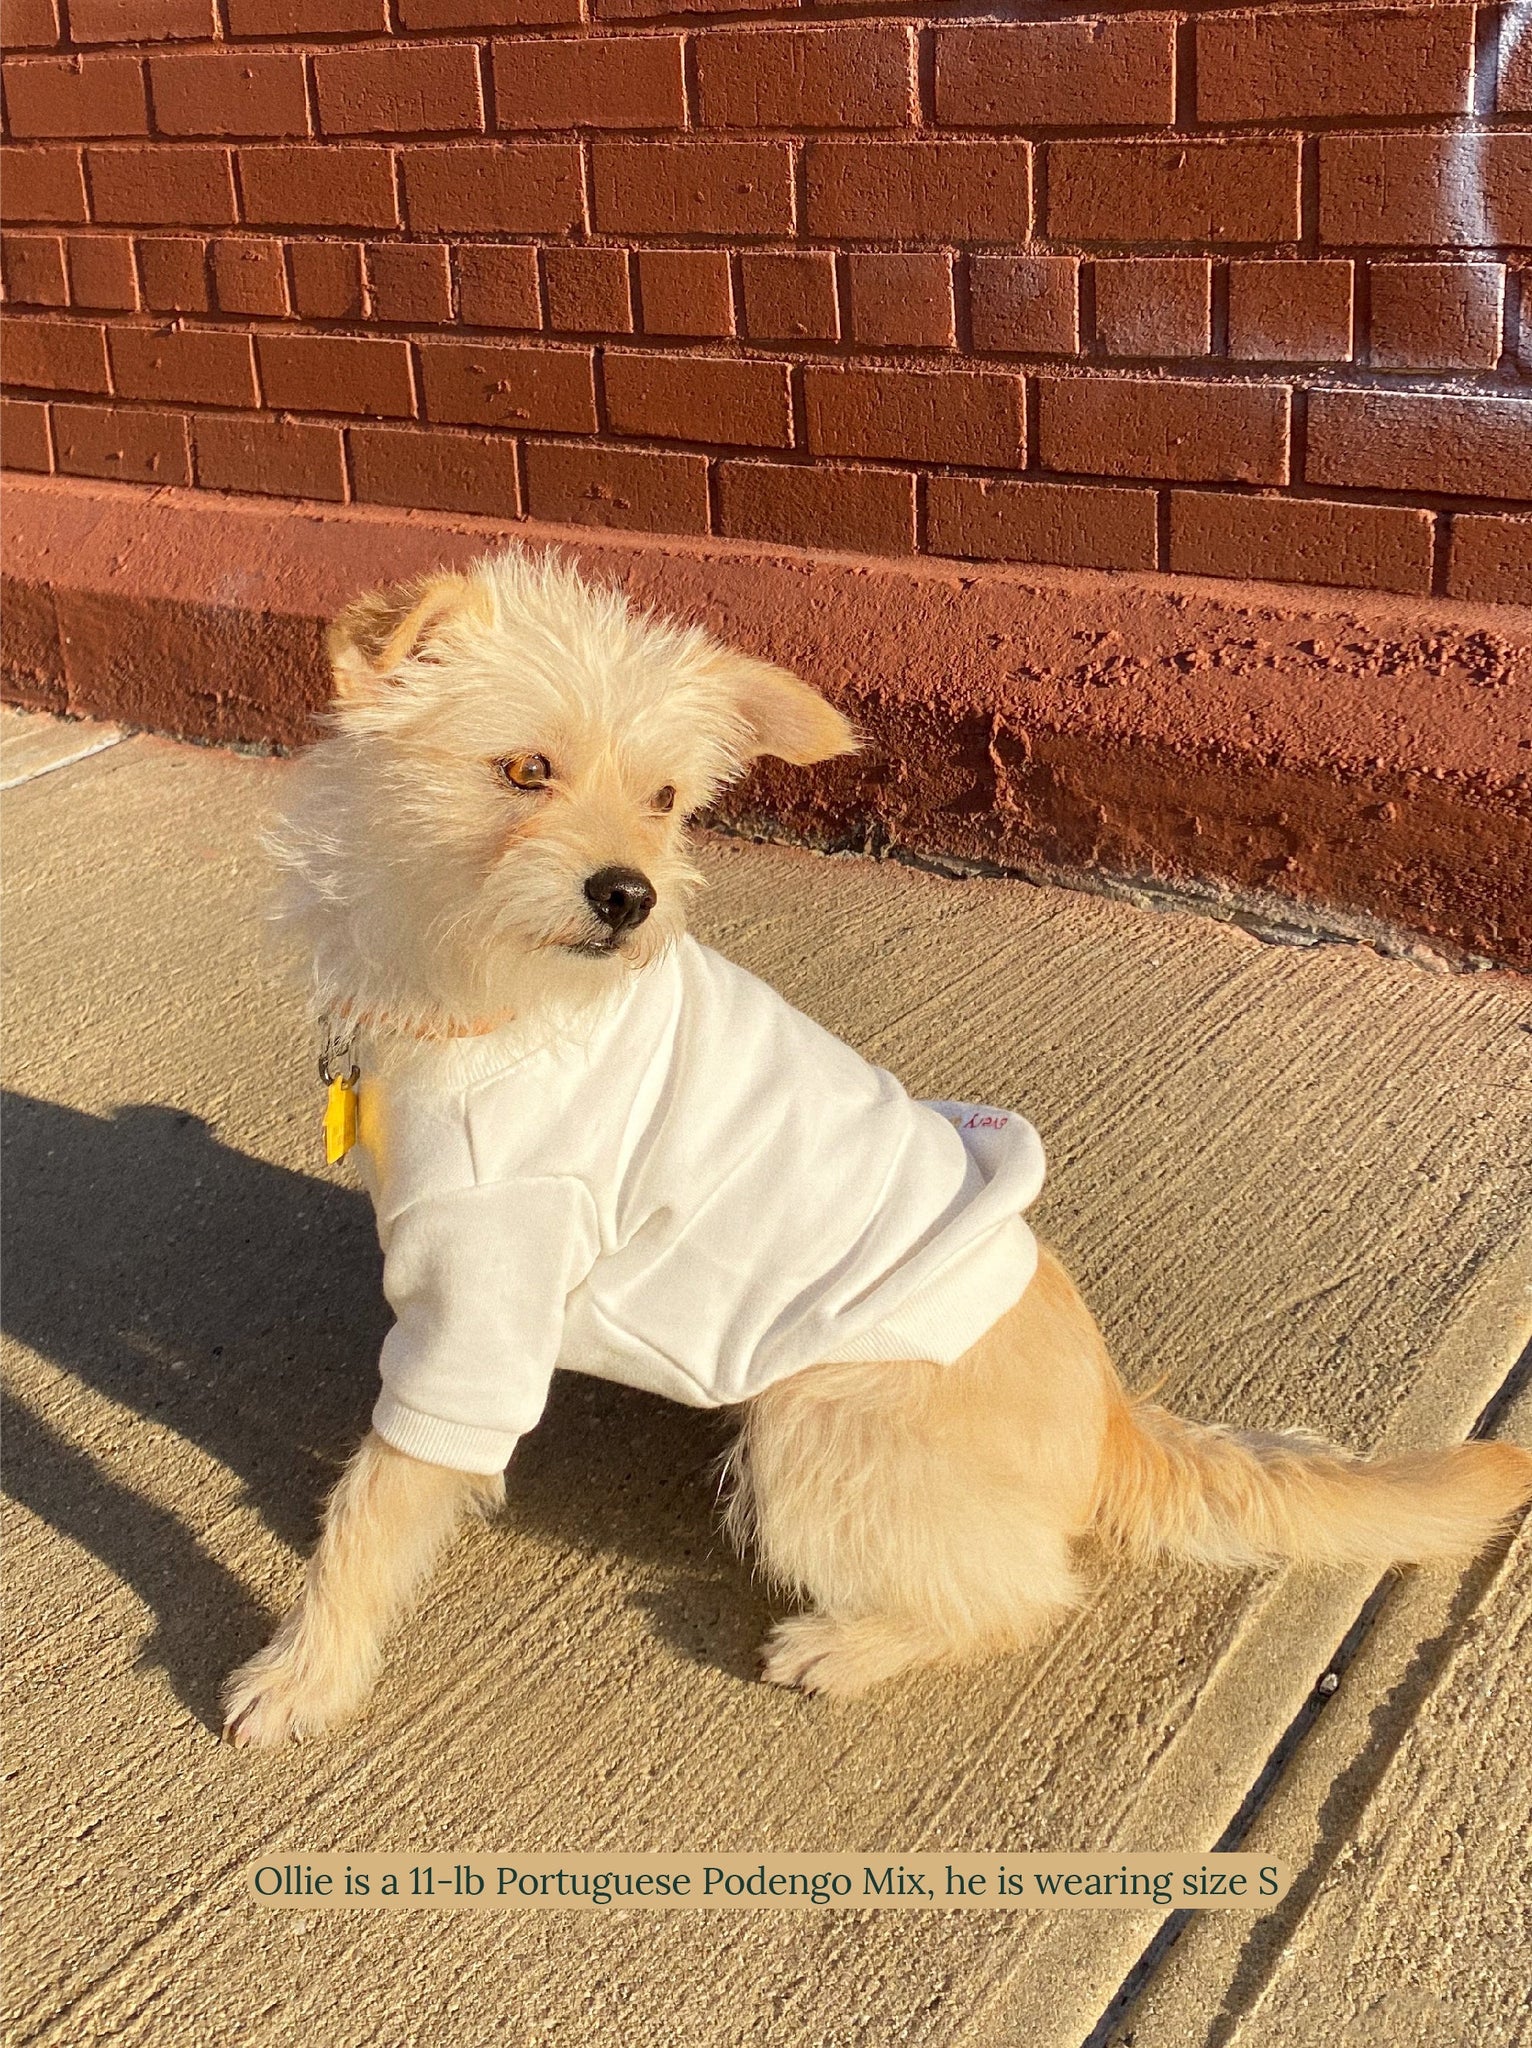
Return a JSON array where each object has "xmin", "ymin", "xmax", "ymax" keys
[{"xmin": 372, "ymin": 1390, "xmax": 519, "ymax": 1475}]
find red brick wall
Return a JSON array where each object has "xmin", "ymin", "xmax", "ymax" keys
[{"xmin": 2, "ymin": 1, "xmax": 1530, "ymax": 603}]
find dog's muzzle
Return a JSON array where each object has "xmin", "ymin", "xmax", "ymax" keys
[{"xmin": 583, "ymin": 866, "xmax": 656, "ymax": 941}]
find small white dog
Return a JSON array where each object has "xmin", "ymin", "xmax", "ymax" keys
[{"xmin": 223, "ymin": 547, "xmax": 1532, "ymax": 1747}]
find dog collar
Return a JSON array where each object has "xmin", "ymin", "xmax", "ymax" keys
[{"xmin": 316, "ymin": 1005, "xmax": 518, "ymax": 1164}]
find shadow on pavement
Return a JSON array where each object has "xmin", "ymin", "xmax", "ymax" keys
[{"xmin": 1, "ymin": 1091, "xmax": 761, "ymax": 1727}]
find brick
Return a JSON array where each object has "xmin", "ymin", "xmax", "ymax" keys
[
  {"xmin": 288, "ymin": 239, "xmax": 365, "ymax": 318},
  {"xmin": 402, "ymin": 144, "xmax": 582, "ymax": 233},
  {"xmin": 109, "ymin": 324, "xmax": 258, "ymax": 406},
  {"xmin": 136, "ymin": 233, "xmax": 209, "ymax": 311},
  {"xmin": 314, "ymin": 45, "xmax": 484, "ymax": 137},
  {"xmin": 65, "ymin": 232, "xmax": 136, "ymax": 307},
  {"xmin": 52, "ymin": 399, "xmax": 189, "ymax": 483},
  {"xmin": 1319, "ymin": 133, "xmax": 1532, "ymax": 248},
  {"xmin": 803, "ymin": 366, "xmax": 1025, "ymax": 469},
  {"xmin": 69, "ymin": 0, "xmax": 214, "ymax": 39},
  {"xmin": 1446, "ymin": 514, "xmax": 1532, "ymax": 604},
  {"xmin": 225, "ymin": 0, "xmax": 384, "ymax": 29},
  {"xmin": 209, "ymin": 236, "xmax": 288, "ymax": 317},
  {"xmin": 1, "ymin": 1, "xmax": 60, "ymax": 50},
  {"xmin": 543, "ymin": 246, "xmax": 632, "ymax": 333},
  {"xmin": 1306, "ymin": 390, "xmax": 1532, "ymax": 500},
  {"xmin": 88, "ymin": 146, "xmax": 236, "ymax": 225},
  {"xmin": 1198, "ymin": 7, "xmax": 1472, "ymax": 122},
  {"xmin": 257, "ymin": 332, "xmax": 414, "ymax": 417},
  {"xmin": 970, "ymin": 255, "xmax": 1078, "ymax": 356},
  {"xmin": 241, "ymin": 147, "xmax": 399, "ymax": 231},
  {"xmin": 1369, "ymin": 263, "xmax": 1504, "ymax": 371},
  {"xmin": 350, "ymin": 423, "xmax": 521, "ymax": 515},
  {"xmin": 935, "ymin": 18, "xmax": 1174, "ymax": 130},
  {"xmin": 605, "ymin": 351, "xmax": 791, "ymax": 447},
  {"xmin": 195, "ymin": 413, "xmax": 346, "ymax": 500},
  {"xmin": 523, "ymin": 440, "xmax": 708, "ymax": 533},
  {"xmin": 739, "ymin": 250, "xmax": 836, "ymax": 342},
  {"xmin": 1228, "ymin": 260, "xmax": 1352, "ymax": 363},
  {"xmin": 417, "ymin": 339, "xmax": 596, "ymax": 429},
  {"xmin": 402, "ymin": 0, "xmax": 579, "ymax": 23},
  {"xmin": 845, "ymin": 252, "xmax": 953, "ymax": 348},
  {"xmin": 1, "ymin": 148, "xmax": 88, "ymax": 222},
  {"xmin": 2, "ymin": 231, "xmax": 67, "ymax": 304},
  {"xmin": 716, "ymin": 459, "xmax": 916, "ymax": 555},
  {"xmin": 1503, "ymin": 13, "xmax": 1532, "ymax": 111},
  {"xmin": 1, "ymin": 397, "xmax": 52, "ymax": 470},
  {"xmin": 805, "ymin": 141, "xmax": 1029, "ymax": 245},
  {"xmin": 1049, "ymin": 139, "xmax": 1301, "ymax": 245},
  {"xmin": 927, "ymin": 476, "xmax": 1158, "ymax": 573},
  {"xmin": 0, "ymin": 566, "xmax": 64, "ymax": 707},
  {"xmin": 3, "ymin": 315, "xmax": 109, "ymax": 391},
  {"xmin": 456, "ymin": 242, "xmax": 540, "ymax": 327},
  {"xmin": 1168, "ymin": 492, "xmax": 1433, "ymax": 595},
  {"xmin": 591, "ymin": 141, "xmax": 793, "ymax": 237},
  {"xmin": 1094, "ymin": 257, "xmax": 1210, "ymax": 359},
  {"xmin": 636, "ymin": 248, "xmax": 732, "ymax": 337},
  {"xmin": 2, "ymin": 54, "xmax": 147, "ymax": 137},
  {"xmin": 149, "ymin": 52, "xmax": 310, "ymax": 140},
  {"xmin": 1039, "ymin": 376, "xmax": 1289, "ymax": 485},
  {"xmin": 695, "ymin": 25, "xmax": 915, "ymax": 130},
  {"xmin": 366, "ymin": 241, "xmax": 453, "ymax": 323},
  {"xmin": 493, "ymin": 35, "xmax": 684, "ymax": 130}
]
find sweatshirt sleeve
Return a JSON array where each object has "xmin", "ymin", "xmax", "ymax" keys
[{"xmin": 370, "ymin": 1175, "xmax": 599, "ymax": 1474}]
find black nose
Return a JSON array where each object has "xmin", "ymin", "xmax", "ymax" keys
[{"xmin": 584, "ymin": 865, "xmax": 656, "ymax": 936}]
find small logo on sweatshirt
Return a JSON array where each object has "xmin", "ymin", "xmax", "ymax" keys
[{"xmin": 937, "ymin": 1103, "xmax": 1011, "ymax": 1135}]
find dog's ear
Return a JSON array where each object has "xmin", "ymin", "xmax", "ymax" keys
[
  {"xmin": 326, "ymin": 572, "xmax": 483, "ymax": 695},
  {"xmin": 723, "ymin": 654, "xmax": 859, "ymax": 766}
]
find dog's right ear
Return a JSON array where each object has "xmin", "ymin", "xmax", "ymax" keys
[{"xmin": 326, "ymin": 572, "xmax": 483, "ymax": 696}]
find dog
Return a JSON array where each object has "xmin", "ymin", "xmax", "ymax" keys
[{"xmin": 222, "ymin": 546, "xmax": 1532, "ymax": 1747}]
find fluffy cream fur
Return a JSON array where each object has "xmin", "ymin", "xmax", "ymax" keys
[
  {"xmin": 270, "ymin": 549, "xmax": 850, "ymax": 1036},
  {"xmin": 223, "ymin": 547, "xmax": 1532, "ymax": 1744}
]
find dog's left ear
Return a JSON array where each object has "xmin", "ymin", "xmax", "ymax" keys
[{"xmin": 724, "ymin": 655, "xmax": 859, "ymax": 766}]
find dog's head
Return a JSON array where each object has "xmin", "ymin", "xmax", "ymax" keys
[{"xmin": 274, "ymin": 547, "xmax": 857, "ymax": 1029}]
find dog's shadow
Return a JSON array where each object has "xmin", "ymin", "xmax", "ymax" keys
[{"xmin": 1, "ymin": 1091, "xmax": 767, "ymax": 1729}]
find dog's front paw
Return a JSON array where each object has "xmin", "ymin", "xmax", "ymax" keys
[
  {"xmin": 221, "ymin": 1644, "xmax": 364, "ymax": 1749},
  {"xmin": 759, "ymin": 1614, "xmax": 915, "ymax": 1698}
]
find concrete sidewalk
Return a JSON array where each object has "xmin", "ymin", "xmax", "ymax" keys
[{"xmin": 4, "ymin": 710, "xmax": 1530, "ymax": 2048}]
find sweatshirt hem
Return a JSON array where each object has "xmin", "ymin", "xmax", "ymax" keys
[{"xmin": 817, "ymin": 1216, "xmax": 1037, "ymax": 1364}]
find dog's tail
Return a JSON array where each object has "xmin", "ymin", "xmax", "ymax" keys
[{"xmin": 1091, "ymin": 1390, "xmax": 1532, "ymax": 1570}]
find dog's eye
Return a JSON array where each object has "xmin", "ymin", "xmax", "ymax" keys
[
  {"xmin": 652, "ymin": 785, "xmax": 676, "ymax": 814},
  {"xmin": 496, "ymin": 754, "xmax": 552, "ymax": 791}
]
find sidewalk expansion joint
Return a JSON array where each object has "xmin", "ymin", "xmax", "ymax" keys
[{"xmin": 1080, "ymin": 1334, "xmax": 1532, "ymax": 2048}]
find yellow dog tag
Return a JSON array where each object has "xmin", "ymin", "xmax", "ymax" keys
[{"xmin": 324, "ymin": 1074, "xmax": 358, "ymax": 1163}]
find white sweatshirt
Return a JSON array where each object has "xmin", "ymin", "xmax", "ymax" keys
[{"xmin": 355, "ymin": 935, "xmax": 1045, "ymax": 1474}]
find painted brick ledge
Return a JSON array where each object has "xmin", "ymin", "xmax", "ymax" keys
[{"xmin": 4, "ymin": 472, "xmax": 1530, "ymax": 968}]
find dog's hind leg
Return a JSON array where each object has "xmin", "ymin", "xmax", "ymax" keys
[
  {"xmin": 759, "ymin": 1611, "xmax": 963, "ymax": 1697},
  {"xmin": 221, "ymin": 1431, "xmax": 502, "ymax": 1747},
  {"xmin": 755, "ymin": 1581, "xmax": 1069, "ymax": 1698},
  {"xmin": 727, "ymin": 1257, "xmax": 1112, "ymax": 1697}
]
